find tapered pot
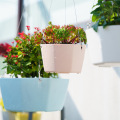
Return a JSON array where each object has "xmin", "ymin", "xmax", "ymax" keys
[
  {"xmin": 41, "ymin": 44, "xmax": 86, "ymax": 73},
  {"xmin": 86, "ymin": 25, "xmax": 120, "ymax": 67},
  {"xmin": 0, "ymin": 78, "xmax": 69, "ymax": 112}
]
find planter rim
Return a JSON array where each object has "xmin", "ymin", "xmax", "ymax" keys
[
  {"xmin": 40, "ymin": 44, "xmax": 86, "ymax": 45},
  {"xmin": 87, "ymin": 25, "xmax": 120, "ymax": 30},
  {"xmin": 0, "ymin": 78, "xmax": 68, "ymax": 80}
]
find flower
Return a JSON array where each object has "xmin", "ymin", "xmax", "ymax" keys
[
  {"xmin": 4, "ymin": 55, "xmax": 8, "ymax": 58},
  {"xmin": 6, "ymin": 49, "xmax": 12, "ymax": 52},
  {"xmin": 11, "ymin": 55, "xmax": 14, "ymax": 57},
  {"xmin": 16, "ymin": 40, "xmax": 22, "ymax": 44},
  {"xmin": 15, "ymin": 55, "xmax": 18, "ymax": 58},
  {"xmin": 0, "ymin": 43, "xmax": 12, "ymax": 57},
  {"xmin": 42, "ymin": 21, "xmax": 87, "ymax": 44},
  {"xmin": 26, "ymin": 25, "xmax": 30, "ymax": 30},
  {"xmin": 3, "ymin": 26, "xmax": 58, "ymax": 78},
  {"xmin": 15, "ymin": 62, "xmax": 18, "ymax": 64}
]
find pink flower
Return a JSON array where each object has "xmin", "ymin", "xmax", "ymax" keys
[
  {"xmin": 11, "ymin": 41, "xmax": 14, "ymax": 44},
  {"xmin": 37, "ymin": 27, "xmax": 40, "ymax": 31},
  {"xmin": 26, "ymin": 25, "xmax": 30, "ymax": 30},
  {"xmin": 34, "ymin": 27, "xmax": 37, "ymax": 30},
  {"xmin": 6, "ymin": 49, "xmax": 12, "ymax": 52},
  {"xmin": 15, "ymin": 55, "xmax": 18, "ymax": 58},
  {"xmin": 11, "ymin": 55, "xmax": 14, "ymax": 57},
  {"xmin": 4, "ymin": 55, "xmax": 8, "ymax": 58},
  {"xmin": 18, "ymin": 31, "xmax": 24, "ymax": 35}
]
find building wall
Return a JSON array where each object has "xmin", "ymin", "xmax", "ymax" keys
[{"xmin": 60, "ymin": 48, "xmax": 120, "ymax": 120}]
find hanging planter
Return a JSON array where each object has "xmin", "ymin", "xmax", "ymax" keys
[
  {"xmin": 1, "ymin": 26, "xmax": 69, "ymax": 112},
  {"xmin": 0, "ymin": 78, "xmax": 69, "ymax": 112},
  {"xmin": 41, "ymin": 22, "xmax": 87, "ymax": 73},
  {"xmin": 86, "ymin": 0, "xmax": 120, "ymax": 67},
  {"xmin": 86, "ymin": 26, "xmax": 120, "ymax": 67},
  {"xmin": 41, "ymin": 44, "xmax": 86, "ymax": 73}
]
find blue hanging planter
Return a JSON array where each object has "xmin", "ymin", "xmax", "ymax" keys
[{"xmin": 0, "ymin": 78, "xmax": 69, "ymax": 112}]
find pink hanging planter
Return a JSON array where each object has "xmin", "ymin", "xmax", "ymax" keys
[{"xmin": 41, "ymin": 44, "xmax": 86, "ymax": 73}]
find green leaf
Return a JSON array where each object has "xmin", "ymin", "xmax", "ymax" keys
[
  {"xmin": 92, "ymin": 20, "xmax": 100, "ymax": 32},
  {"xmin": 26, "ymin": 62, "xmax": 31, "ymax": 66}
]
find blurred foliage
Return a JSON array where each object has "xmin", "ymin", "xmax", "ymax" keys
[{"xmin": 91, "ymin": 0, "xmax": 120, "ymax": 31}]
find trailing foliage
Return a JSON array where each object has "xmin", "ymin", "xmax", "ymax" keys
[
  {"xmin": 42, "ymin": 21, "xmax": 87, "ymax": 44},
  {"xmin": 3, "ymin": 26, "xmax": 58, "ymax": 78},
  {"xmin": 91, "ymin": 0, "xmax": 120, "ymax": 32}
]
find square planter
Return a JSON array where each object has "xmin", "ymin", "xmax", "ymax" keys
[
  {"xmin": 0, "ymin": 78, "xmax": 69, "ymax": 112},
  {"xmin": 86, "ymin": 25, "xmax": 120, "ymax": 67},
  {"xmin": 41, "ymin": 44, "xmax": 86, "ymax": 73}
]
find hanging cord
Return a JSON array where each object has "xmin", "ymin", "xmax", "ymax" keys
[
  {"xmin": 38, "ymin": 0, "xmax": 53, "ymax": 81},
  {"xmin": 38, "ymin": 50, "xmax": 41, "ymax": 81},
  {"xmin": 65, "ymin": 0, "xmax": 66, "ymax": 25},
  {"xmin": 41, "ymin": 0, "xmax": 53, "ymax": 22},
  {"xmin": 49, "ymin": 0, "xmax": 53, "ymax": 16},
  {"xmin": 17, "ymin": 1, "xmax": 41, "ymax": 81},
  {"xmin": 16, "ymin": 7, "xmax": 25, "ymax": 36},
  {"xmin": 87, "ymin": 0, "xmax": 96, "ymax": 29},
  {"xmin": 73, "ymin": 0, "xmax": 82, "ymax": 48}
]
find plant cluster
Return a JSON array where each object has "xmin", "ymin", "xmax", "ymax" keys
[
  {"xmin": 3, "ymin": 26, "xmax": 58, "ymax": 78},
  {"xmin": 0, "ymin": 43, "xmax": 12, "ymax": 57},
  {"xmin": 42, "ymin": 21, "xmax": 87, "ymax": 44},
  {"xmin": 3, "ymin": 22, "xmax": 87, "ymax": 78},
  {"xmin": 91, "ymin": 0, "xmax": 120, "ymax": 31}
]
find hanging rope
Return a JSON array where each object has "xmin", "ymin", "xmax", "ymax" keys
[
  {"xmin": 16, "ymin": 7, "xmax": 25, "ymax": 36},
  {"xmin": 87, "ymin": 0, "xmax": 96, "ymax": 29},
  {"xmin": 73, "ymin": 0, "xmax": 78, "ymax": 24},
  {"xmin": 65, "ymin": 0, "xmax": 66, "ymax": 25},
  {"xmin": 72, "ymin": 0, "xmax": 82, "ymax": 48}
]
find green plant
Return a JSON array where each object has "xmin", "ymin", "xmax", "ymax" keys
[
  {"xmin": 42, "ymin": 21, "xmax": 87, "ymax": 44},
  {"xmin": 91, "ymin": 0, "xmax": 120, "ymax": 32},
  {"xmin": 3, "ymin": 26, "xmax": 58, "ymax": 78}
]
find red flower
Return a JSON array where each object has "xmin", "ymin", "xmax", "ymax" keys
[
  {"xmin": 6, "ymin": 49, "xmax": 12, "ymax": 52},
  {"xmin": 4, "ymin": 55, "xmax": 8, "ymax": 58},
  {"xmin": 37, "ymin": 27, "xmax": 40, "ymax": 31},
  {"xmin": 18, "ymin": 31, "xmax": 24, "ymax": 35},
  {"xmin": 0, "ymin": 43, "xmax": 12, "ymax": 57},
  {"xmin": 11, "ymin": 55, "xmax": 14, "ymax": 57},
  {"xmin": 12, "ymin": 41, "xmax": 14, "ymax": 44},
  {"xmin": 15, "ymin": 62, "xmax": 18, "ymax": 64},
  {"xmin": 16, "ymin": 40, "xmax": 22, "ymax": 43},
  {"xmin": 22, "ymin": 36, "xmax": 25, "ymax": 39},
  {"xmin": 28, "ymin": 33, "xmax": 30, "ymax": 35},
  {"xmin": 26, "ymin": 25, "xmax": 30, "ymax": 30},
  {"xmin": 15, "ymin": 55, "xmax": 18, "ymax": 58},
  {"xmin": 16, "ymin": 45, "xmax": 18, "ymax": 48},
  {"xmin": 16, "ymin": 40, "xmax": 19, "ymax": 43}
]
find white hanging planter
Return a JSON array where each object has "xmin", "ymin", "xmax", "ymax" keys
[
  {"xmin": 41, "ymin": 44, "xmax": 86, "ymax": 73},
  {"xmin": 86, "ymin": 25, "xmax": 120, "ymax": 67}
]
